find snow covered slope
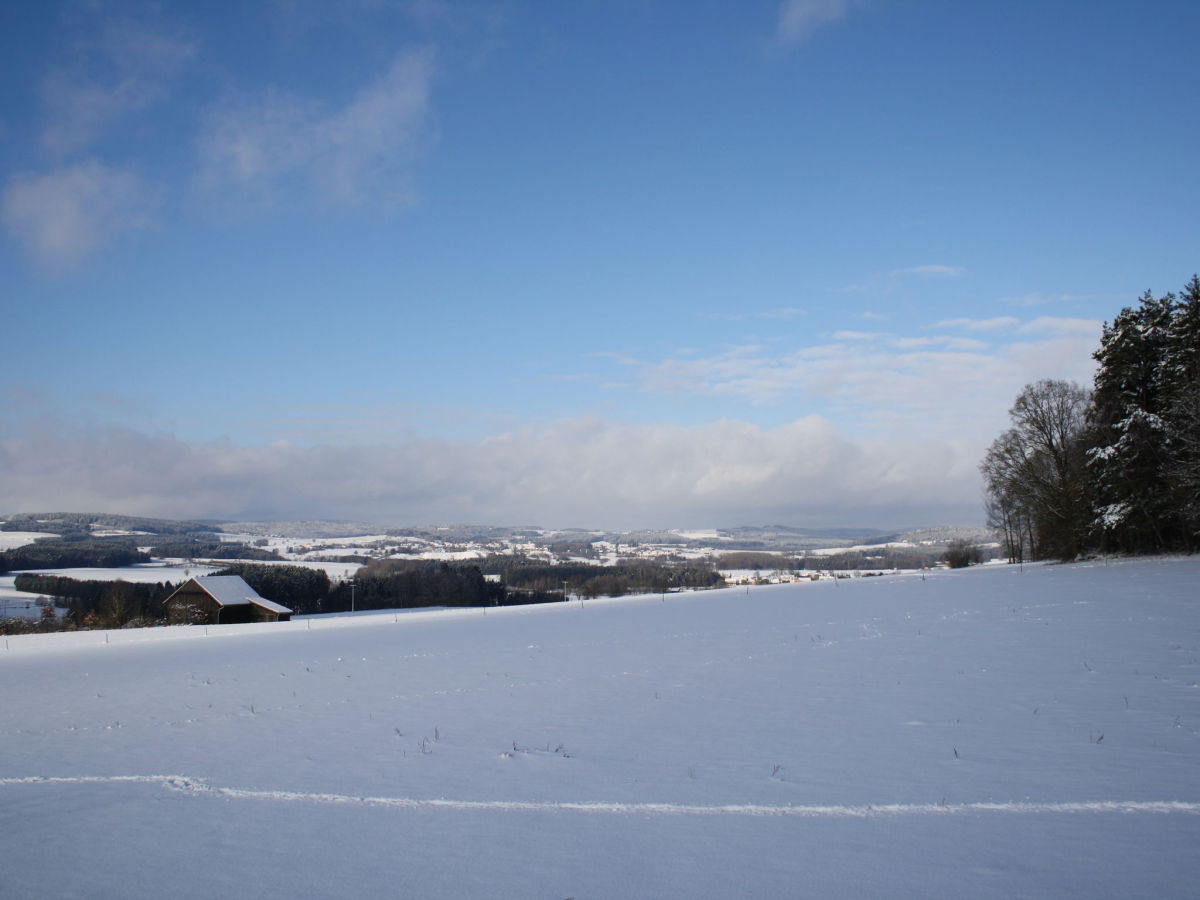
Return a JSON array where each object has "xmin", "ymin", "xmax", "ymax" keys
[{"xmin": 2, "ymin": 558, "xmax": 1198, "ymax": 898}]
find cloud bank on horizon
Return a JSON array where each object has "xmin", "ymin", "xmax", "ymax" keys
[
  {"xmin": 1, "ymin": 1, "xmax": 1197, "ymax": 529},
  {"xmin": 1, "ymin": 415, "xmax": 985, "ymax": 530}
]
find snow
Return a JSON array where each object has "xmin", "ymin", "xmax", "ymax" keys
[
  {"xmin": 674, "ymin": 529, "xmax": 721, "ymax": 540},
  {"xmin": 389, "ymin": 548, "xmax": 488, "ymax": 561},
  {"xmin": 6, "ymin": 561, "xmax": 222, "ymax": 584},
  {"xmin": 0, "ymin": 578, "xmax": 51, "ymax": 619},
  {"xmin": 1097, "ymin": 502, "xmax": 1133, "ymax": 529},
  {"xmin": 2, "ymin": 559, "xmax": 366, "ymax": 585},
  {"xmin": 182, "ymin": 575, "xmax": 292, "ymax": 615},
  {"xmin": 0, "ymin": 530, "xmax": 58, "ymax": 550},
  {"xmin": 179, "ymin": 575, "xmax": 261, "ymax": 607},
  {"xmin": 216, "ymin": 558, "xmax": 363, "ymax": 580},
  {"xmin": 2, "ymin": 557, "xmax": 1199, "ymax": 898},
  {"xmin": 809, "ymin": 540, "xmax": 920, "ymax": 555}
]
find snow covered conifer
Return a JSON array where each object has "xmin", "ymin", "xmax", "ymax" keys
[
  {"xmin": 1162, "ymin": 276, "xmax": 1200, "ymax": 395},
  {"xmin": 1086, "ymin": 286, "xmax": 1193, "ymax": 553},
  {"xmin": 1160, "ymin": 276, "xmax": 1200, "ymax": 544}
]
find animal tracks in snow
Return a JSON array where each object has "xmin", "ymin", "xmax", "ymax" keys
[{"xmin": 3, "ymin": 775, "xmax": 1199, "ymax": 819}]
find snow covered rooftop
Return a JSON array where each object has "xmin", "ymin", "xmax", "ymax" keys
[{"xmin": 191, "ymin": 575, "xmax": 291, "ymax": 615}]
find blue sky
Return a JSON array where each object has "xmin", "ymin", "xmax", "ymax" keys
[{"xmin": 2, "ymin": 0, "xmax": 1198, "ymax": 529}]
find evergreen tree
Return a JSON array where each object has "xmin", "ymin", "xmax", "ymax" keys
[
  {"xmin": 1161, "ymin": 275, "xmax": 1200, "ymax": 544},
  {"xmin": 1162, "ymin": 276, "xmax": 1200, "ymax": 397},
  {"xmin": 1086, "ymin": 290, "xmax": 1183, "ymax": 552}
]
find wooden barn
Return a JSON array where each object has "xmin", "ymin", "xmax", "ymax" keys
[{"xmin": 164, "ymin": 575, "xmax": 293, "ymax": 625}]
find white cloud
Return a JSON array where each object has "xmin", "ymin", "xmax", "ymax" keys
[
  {"xmin": 820, "ymin": 332, "xmax": 986, "ymax": 352},
  {"xmin": 892, "ymin": 336, "xmax": 988, "ymax": 352},
  {"xmin": 611, "ymin": 325, "xmax": 1099, "ymax": 442},
  {"xmin": 934, "ymin": 316, "xmax": 1021, "ymax": 332},
  {"xmin": 0, "ymin": 416, "xmax": 986, "ymax": 530},
  {"xmin": 774, "ymin": 0, "xmax": 860, "ymax": 46},
  {"xmin": 1000, "ymin": 292, "xmax": 1076, "ymax": 307},
  {"xmin": 890, "ymin": 264, "xmax": 966, "ymax": 278},
  {"xmin": 2, "ymin": 161, "xmax": 157, "ymax": 268},
  {"xmin": 198, "ymin": 49, "xmax": 434, "ymax": 206},
  {"xmin": 1017, "ymin": 317, "xmax": 1102, "ymax": 338},
  {"xmin": 39, "ymin": 18, "xmax": 196, "ymax": 156},
  {"xmin": 700, "ymin": 307, "xmax": 806, "ymax": 322}
]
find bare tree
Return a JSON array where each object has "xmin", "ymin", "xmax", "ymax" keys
[
  {"xmin": 980, "ymin": 380, "xmax": 1091, "ymax": 560},
  {"xmin": 984, "ymin": 492, "xmax": 1026, "ymax": 563},
  {"xmin": 942, "ymin": 539, "xmax": 983, "ymax": 569}
]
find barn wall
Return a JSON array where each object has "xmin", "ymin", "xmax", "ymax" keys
[
  {"xmin": 250, "ymin": 605, "xmax": 290, "ymax": 622},
  {"xmin": 165, "ymin": 584, "xmax": 219, "ymax": 625},
  {"xmin": 165, "ymin": 582, "xmax": 256, "ymax": 624}
]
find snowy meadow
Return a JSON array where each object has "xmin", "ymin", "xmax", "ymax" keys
[{"xmin": 2, "ymin": 557, "xmax": 1198, "ymax": 898}]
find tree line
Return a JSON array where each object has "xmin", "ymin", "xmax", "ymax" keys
[
  {"xmin": 498, "ymin": 561, "xmax": 724, "ymax": 597},
  {"xmin": 151, "ymin": 540, "xmax": 282, "ymax": 561},
  {"xmin": 329, "ymin": 560, "xmax": 515, "ymax": 612},
  {"xmin": 1, "ymin": 542, "xmax": 149, "ymax": 573},
  {"xmin": 10, "ymin": 574, "xmax": 174, "ymax": 630},
  {"xmin": 712, "ymin": 549, "xmax": 946, "ymax": 571},
  {"xmin": 982, "ymin": 276, "xmax": 1200, "ymax": 560},
  {"xmin": 0, "ymin": 512, "xmax": 220, "ymax": 536},
  {"xmin": 0, "ymin": 537, "xmax": 281, "ymax": 575}
]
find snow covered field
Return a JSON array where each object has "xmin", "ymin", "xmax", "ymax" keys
[
  {"xmin": 0, "ymin": 588, "xmax": 48, "ymax": 620},
  {"xmin": 0, "ymin": 558, "xmax": 363, "ymax": 589},
  {"xmin": 2, "ymin": 557, "xmax": 1198, "ymax": 898},
  {"xmin": 0, "ymin": 531, "xmax": 58, "ymax": 550}
]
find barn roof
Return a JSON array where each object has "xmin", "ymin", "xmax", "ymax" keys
[{"xmin": 190, "ymin": 575, "xmax": 293, "ymax": 615}]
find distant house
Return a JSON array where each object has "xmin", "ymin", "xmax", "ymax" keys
[{"xmin": 164, "ymin": 575, "xmax": 293, "ymax": 625}]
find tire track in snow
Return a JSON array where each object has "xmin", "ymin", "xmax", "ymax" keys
[
  {"xmin": 3, "ymin": 776, "xmax": 1200, "ymax": 818},
  {"xmin": 1, "ymin": 775, "xmax": 182, "ymax": 786}
]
